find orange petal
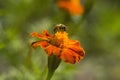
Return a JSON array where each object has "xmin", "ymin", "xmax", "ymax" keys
[
  {"xmin": 60, "ymin": 49, "xmax": 76, "ymax": 64},
  {"xmin": 52, "ymin": 47, "xmax": 61, "ymax": 56},
  {"xmin": 60, "ymin": 46, "xmax": 84, "ymax": 64},
  {"xmin": 45, "ymin": 45, "xmax": 61, "ymax": 56},
  {"xmin": 67, "ymin": 49, "xmax": 81, "ymax": 62},
  {"xmin": 68, "ymin": 45, "xmax": 85, "ymax": 59},
  {"xmin": 65, "ymin": 40, "xmax": 85, "ymax": 58},
  {"xmin": 69, "ymin": 46, "xmax": 85, "ymax": 59},
  {"xmin": 68, "ymin": 40, "xmax": 80, "ymax": 45},
  {"xmin": 31, "ymin": 41, "xmax": 49, "ymax": 48},
  {"xmin": 30, "ymin": 30, "xmax": 53, "ymax": 39},
  {"xmin": 30, "ymin": 32, "xmax": 43, "ymax": 38}
]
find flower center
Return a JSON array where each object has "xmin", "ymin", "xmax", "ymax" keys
[{"xmin": 49, "ymin": 31, "xmax": 69, "ymax": 48}]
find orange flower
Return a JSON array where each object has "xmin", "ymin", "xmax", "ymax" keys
[
  {"xmin": 57, "ymin": 0, "xmax": 84, "ymax": 15},
  {"xmin": 30, "ymin": 24, "xmax": 85, "ymax": 64}
]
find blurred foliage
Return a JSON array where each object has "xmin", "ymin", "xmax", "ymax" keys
[{"xmin": 0, "ymin": 0, "xmax": 120, "ymax": 80}]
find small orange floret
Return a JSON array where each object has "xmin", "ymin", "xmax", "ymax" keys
[
  {"xmin": 57, "ymin": 0, "xmax": 84, "ymax": 15},
  {"xmin": 30, "ymin": 24, "xmax": 85, "ymax": 64}
]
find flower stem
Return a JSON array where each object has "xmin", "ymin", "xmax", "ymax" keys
[
  {"xmin": 46, "ymin": 55, "xmax": 61, "ymax": 80},
  {"xmin": 46, "ymin": 69, "xmax": 54, "ymax": 80}
]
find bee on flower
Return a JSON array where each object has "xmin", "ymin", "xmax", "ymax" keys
[{"xmin": 30, "ymin": 24, "xmax": 85, "ymax": 64}]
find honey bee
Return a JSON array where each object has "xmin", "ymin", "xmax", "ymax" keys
[{"xmin": 54, "ymin": 24, "xmax": 67, "ymax": 32}]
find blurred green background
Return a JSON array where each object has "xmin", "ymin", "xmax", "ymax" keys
[{"xmin": 0, "ymin": 0, "xmax": 120, "ymax": 80}]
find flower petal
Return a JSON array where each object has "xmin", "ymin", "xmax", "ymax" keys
[
  {"xmin": 30, "ymin": 32, "xmax": 43, "ymax": 38},
  {"xmin": 61, "ymin": 48, "xmax": 84, "ymax": 64},
  {"xmin": 60, "ymin": 49, "xmax": 76, "ymax": 64},
  {"xmin": 45, "ymin": 45, "xmax": 61, "ymax": 56},
  {"xmin": 42, "ymin": 30, "xmax": 53, "ymax": 37},
  {"xmin": 30, "ymin": 30, "xmax": 53, "ymax": 39},
  {"xmin": 52, "ymin": 47, "xmax": 61, "ymax": 56},
  {"xmin": 31, "ymin": 41, "xmax": 49, "ymax": 48},
  {"xmin": 65, "ymin": 40, "xmax": 85, "ymax": 59}
]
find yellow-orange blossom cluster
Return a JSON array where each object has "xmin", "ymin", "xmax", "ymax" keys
[{"xmin": 30, "ymin": 24, "xmax": 85, "ymax": 64}]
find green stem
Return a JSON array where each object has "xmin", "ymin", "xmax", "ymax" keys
[
  {"xmin": 46, "ymin": 55, "xmax": 61, "ymax": 80},
  {"xmin": 46, "ymin": 69, "xmax": 54, "ymax": 80}
]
